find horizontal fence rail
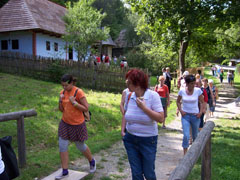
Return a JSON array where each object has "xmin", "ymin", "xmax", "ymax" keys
[
  {"xmin": 0, "ymin": 51, "xmax": 149, "ymax": 93},
  {"xmin": 169, "ymin": 121, "xmax": 215, "ymax": 180},
  {"xmin": 0, "ymin": 109, "xmax": 37, "ymax": 168}
]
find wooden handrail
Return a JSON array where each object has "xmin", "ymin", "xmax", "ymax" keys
[
  {"xmin": 0, "ymin": 109, "xmax": 37, "ymax": 168},
  {"xmin": 169, "ymin": 121, "xmax": 215, "ymax": 180},
  {"xmin": 0, "ymin": 109, "xmax": 37, "ymax": 122}
]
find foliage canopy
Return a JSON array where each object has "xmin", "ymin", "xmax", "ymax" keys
[
  {"xmin": 63, "ymin": 0, "xmax": 109, "ymax": 60},
  {"xmin": 126, "ymin": 0, "xmax": 240, "ymax": 73}
]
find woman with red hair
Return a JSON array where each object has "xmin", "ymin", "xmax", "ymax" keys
[{"xmin": 122, "ymin": 69, "xmax": 164, "ymax": 180}]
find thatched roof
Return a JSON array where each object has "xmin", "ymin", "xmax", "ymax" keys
[
  {"xmin": 102, "ymin": 36, "xmax": 116, "ymax": 46},
  {"xmin": 0, "ymin": 0, "xmax": 66, "ymax": 35},
  {"xmin": 114, "ymin": 29, "xmax": 128, "ymax": 48}
]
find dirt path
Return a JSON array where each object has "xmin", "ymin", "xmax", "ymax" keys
[
  {"xmin": 70, "ymin": 129, "xmax": 183, "ymax": 180},
  {"xmin": 47, "ymin": 74, "xmax": 239, "ymax": 180}
]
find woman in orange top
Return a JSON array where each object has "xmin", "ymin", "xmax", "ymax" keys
[
  {"xmin": 155, "ymin": 76, "xmax": 170, "ymax": 128},
  {"xmin": 55, "ymin": 74, "xmax": 96, "ymax": 180}
]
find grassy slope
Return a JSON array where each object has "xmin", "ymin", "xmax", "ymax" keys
[
  {"xmin": 0, "ymin": 72, "xmax": 177, "ymax": 179},
  {"xmin": 187, "ymin": 68, "xmax": 240, "ymax": 180},
  {"xmin": 0, "ymin": 73, "xmax": 122, "ymax": 179}
]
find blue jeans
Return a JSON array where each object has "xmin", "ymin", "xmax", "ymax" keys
[
  {"xmin": 181, "ymin": 114, "xmax": 200, "ymax": 148},
  {"xmin": 123, "ymin": 131, "xmax": 158, "ymax": 180}
]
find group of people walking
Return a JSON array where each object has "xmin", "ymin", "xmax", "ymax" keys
[
  {"xmin": 8, "ymin": 65, "xmax": 219, "ymax": 180},
  {"xmin": 53, "ymin": 66, "xmax": 220, "ymax": 180},
  {"xmin": 89, "ymin": 54, "xmax": 128, "ymax": 69},
  {"xmin": 176, "ymin": 69, "xmax": 219, "ymax": 155},
  {"xmin": 211, "ymin": 65, "xmax": 235, "ymax": 85}
]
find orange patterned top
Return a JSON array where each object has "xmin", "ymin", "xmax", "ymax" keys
[{"xmin": 60, "ymin": 86, "xmax": 85, "ymax": 125}]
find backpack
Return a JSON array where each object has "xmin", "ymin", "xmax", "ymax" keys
[
  {"xmin": 63, "ymin": 89, "xmax": 92, "ymax": 122},
  {"xmin": 0, "ymin": 136, "xmax": 20, "ymax": 179}
]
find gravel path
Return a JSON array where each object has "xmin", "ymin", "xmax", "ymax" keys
[{"xmin": 48, "ymin": 75, "xmax": 239, "ymax": 180}]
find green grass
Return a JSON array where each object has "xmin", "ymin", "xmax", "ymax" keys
[
  {"xmin": 187, "ymin": 67, "xmax": 240, "ymax": 180},
  {"xmin": 187, "ymin": 117, "xmax": 240, "ymax": 180},
  {"xmin": 233, "ymin": 71, "xmax": 240, "ymax": 94},
  {"xmin": 0, "ymin": 73, "xmax": 122, "ymax": 180},
  {"xmin": 0, "ymin": 72, "xmax": 178, "ymax": 179}
]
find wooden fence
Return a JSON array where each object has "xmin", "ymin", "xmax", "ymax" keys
[
  {"xmin": 0, "ymin": 52, "xmax": 149, "ymax": 93},
  {"xmin": 169, "ymin": 121, "xmax": 215, "ymax": 180},
  {"xmin": 0, "ymin": 109, "xmax": 37, "ymax": 168}
]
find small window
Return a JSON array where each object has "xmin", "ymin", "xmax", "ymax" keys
[
  {"xmin": 46, "ymin": 41, "xmax": 50, "ymax": 51},
  {"xmin": 1, "ymin": 40, "xmax": 8, "ymax": 50},
  {"xmin": 12, "ymin": 40, "xmax": 19, "ymax": 49},
  {"xmin": 54, "ymin": 42, "xmax": 58, "ymax": 51}
]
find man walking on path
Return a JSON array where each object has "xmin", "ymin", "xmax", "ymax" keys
[{"xmin": 164, "ymin": 67, "xmax": 172, "ymax": 93}]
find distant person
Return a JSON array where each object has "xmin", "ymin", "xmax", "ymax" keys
[
  {"xmin": 195, "ymin": 79, "xmax": 208, "ymax": 131},
  {"xmin": 176, "ymin": 70, "xmax": 189, "ymax": 116},
  {"xmin": 208, "ymin": 79, "xmax": 218, "ymax": 117},
  {"xmin": 197, "ymin": 69, "xmax": 204, "ymax": 79},
  {"xmin": 177, "ymin": 71, "xmax": 189, "ymax": 90},
  {"xmin": 113, "ymin": 56, "xmax": 117, "ymax": 64},
  {"xmin": 176, "ymin": 75, "xmax": 204, "ymax": 155},
  {"xmin": 164, "ymin": 67, "xmax": 172, "ymax": 93},
  {"xmin": 102, "ymin": 54, "xmax": 105, "ymax": 63},
  {"xmin": 155, "ymin": 76, "xmax": 170, "ymax": 129},
  {"xmin": 120, "ymin": 56, "xmax": 128, "ymax": 69},
  {"xmin": 232, "ymin": 70, "xmax": 235, "ymax": 84},
  {"xmin": 211, "ymin": 65, "xmax": 216, "ymax": 76},
  {"xmin": 227, "ymin": 70, "xmax": 233, "ymax": 86},
  {"xmin": 219, "ymin": 69, "xmax": 224, "ymax": 83},
  {"xmin": 104, "ymin": 55, "xmax": 110, "ymax": 66},
  {"xmin": 195, "ymin": 74, "xmax": 200, "ymax": 80},
  {"xmin": 202, "ymin": 78, "xmax": 215, "ymax": 121},
  {"xmin": 96, "ymin": 55, "xmax": 101, "ymax": 66},
  {"xmin": 162, "ymin": 67, "xmax": 166, "ymax": 76},
  {"xmin": 123, "ymin": 69, "xmax": 164, "ymax": 180},
  {"xmin": 56, "ymin": 74, "xmax": 96, "ymax": 179}
]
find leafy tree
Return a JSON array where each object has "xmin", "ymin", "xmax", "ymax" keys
[
  {"xmin": 126, "ymin": 0, "xmax": 240, "ymax": 74},
  {"xmin": 124, "ymin": 13, "xmax": 150, "ymax": 47},
  {"xmin": 92, "ymin": 0, "xmax": 127, "ymax": 39},
  {"xmin": 126, "ymin": 42, "xmax": 178, "ymax": 75},
  {"xmin": 63, "ymin": 0, "xmax": 109, "ymax": 61},
  {"xmin": 215, "ymin": 21, "xmax": 240, "ymax": 59}
]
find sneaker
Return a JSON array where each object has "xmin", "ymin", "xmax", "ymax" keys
[
  {"xmin": 55, "ymin": 173, "xmax": 69, "ymax": 180},
  {"xmin": 89, "ymin": 159, "xmax": 96, "ymax": 173}
]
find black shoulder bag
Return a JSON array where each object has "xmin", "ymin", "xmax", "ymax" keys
[{"xmin": 0, "ymin": 136, "xmax": 19, "ymax": 179}]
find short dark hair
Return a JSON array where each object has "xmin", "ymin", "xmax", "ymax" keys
[
  {"xmin": 126, "ymin": 69, "xmax": 148, "ymax": 90},
  {"xmin": 185, "ymin": 74, "xmax": 196, "ymax": 84},
  {"xmin": 61, "ymin": 74, "xmax": 74, "ymax": 84}
]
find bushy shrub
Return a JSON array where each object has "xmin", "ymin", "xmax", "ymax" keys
[{"xmin": 46, "ymin": 61, "xmax": 66, "ymax": 83}]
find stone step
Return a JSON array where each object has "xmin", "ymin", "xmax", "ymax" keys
[{"xmin": 41, "ymin": 169, "xmax": 88, "ymax": 180}]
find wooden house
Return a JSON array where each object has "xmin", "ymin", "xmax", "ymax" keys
[
  {"xmin": 229, "ymin": 59, "xmax": 240, "ymax": 66},
  {"xmin": 101, "ymin": 36, "xmax": 116, "ymax": 59},
  {"xmin": 0, "ymin": 0, "xmax": 79, "ymax": 60}
]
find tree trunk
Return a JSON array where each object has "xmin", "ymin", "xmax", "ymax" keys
[{"xmin": 179, "ymin": 40, "xmax": 189, "ymax": 75}]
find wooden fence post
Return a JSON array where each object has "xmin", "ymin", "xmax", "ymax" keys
[
  {"xmin": 201, "ymin": 136, "xmax": 212, "ymax": 180},
  {"xmin": 17, "ymin": 115, "xmax": 26, "ymax": 168}
]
